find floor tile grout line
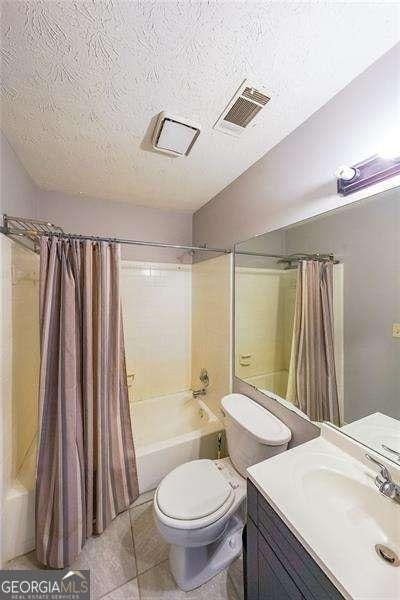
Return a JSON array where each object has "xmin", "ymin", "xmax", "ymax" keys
[
  {"xmin": 96, "ymin": 510, "xmax": 140, "ymax": 600},
  {"xmin": 137, "ymin": 558, "xmax": 242, "ymax": 600},
  {"xmin": 137, "ymin": 557, "xmax": 169, "ymax": 579},
  {"xmin": 128, "ymin": 497, "xmax": 166, "ymax": 597},
  {"xmin": 129, "ymin": 506, "xmax": 141, "ymax": 600},
  {"xmin": 96, "ymin": 559, "xmax": 242, "ymax": 600},
  {"xmin": 136, "ymin": 559, "xmax": 170, "ymax": 600},
  {"xmin": 227, "ymin": 573, "xmax": 241, "ymax": 600},
  {"xmin": 97, "ymin": 574, "xmax": 138, "ymax": 600},
  {"xmin": 129, "ymin": 497, "xmax": 169, "ymax": 577}
]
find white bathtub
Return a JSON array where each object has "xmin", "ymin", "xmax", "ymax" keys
[
  {"xmin": 245, "ymin": 371, "xmax": 310, "ymax": 420},
  {"xmin": 3, "ymin": 391, "xmax": 223, "ymax": 562},
  {"xmin": 130, "ymin": 391, "xmax": 223, "ymax": 492},
  {"xmin": 3, "ymin": 445, "xmax": 37, "ymax": 562},
  {"xmin": 245, "ymin": 370, "xmax": 289, "ymax": 399}
]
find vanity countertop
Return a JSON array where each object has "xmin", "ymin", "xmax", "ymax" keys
[{"xmin": 247, "ymin": 425, "xmax": 400, "ymax": 600}]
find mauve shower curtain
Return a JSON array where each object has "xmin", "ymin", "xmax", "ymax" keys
[
  {"xmin": 36, "ymin": 236, "xmax": 138, "ymax": 568},
  {"xmin": 286, "ymin": 260, "xmax": 340, "ymax": 425}
]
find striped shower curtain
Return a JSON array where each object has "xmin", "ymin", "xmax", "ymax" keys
[
  {"xmin": 286, "ymin": 260, "xmax": 340, "ymax": 425},
  {"xmin": 36, "ymin": 236, "xmax": 139, "ymax": 568}
]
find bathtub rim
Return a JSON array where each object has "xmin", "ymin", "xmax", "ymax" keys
[{"xmin": 132, "ymin": 394, "xmax": 223, "ymax": 457}]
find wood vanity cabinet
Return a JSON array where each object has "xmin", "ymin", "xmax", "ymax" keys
[{"xmin": 245, "ymin": 480, "xmax": 344, "ymax": 600}]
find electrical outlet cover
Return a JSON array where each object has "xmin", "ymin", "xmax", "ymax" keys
[{"xmin": 392, "ymin": 323, "xmax": 400, "ymax": 338}]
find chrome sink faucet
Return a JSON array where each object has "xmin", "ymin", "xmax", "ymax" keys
[{"xmin": 366, "ymin": 454, "xmax": 400, "ymax": 504}]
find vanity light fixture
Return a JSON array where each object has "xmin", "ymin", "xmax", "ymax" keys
[
  {"xmin": 152, "ymin": 112, "xmax": 201, "ymax": 157},
  {"xmin": 334, "ymin": 165, "xmax": 357, "ymax": 182},
  {"xmin": 336, "ymin": 152, "xmax": 400, "ymax": 196}
]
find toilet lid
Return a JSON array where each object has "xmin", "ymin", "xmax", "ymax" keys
[
  {"xmin": 157, "ymin": 460, "xmax": 233, "ymax": 521},
  {"xmin": 221, "ymin": 393, "xmax": 292, "ymax": 445}
]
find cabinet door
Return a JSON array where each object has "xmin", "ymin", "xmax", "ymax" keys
[
  {"xmin": 246, "ymin": 518, "xmax": 259, "ymax": 600},
  {"xmin": 258, "ymin": 532, "xmax": 304, "ymax": 600}
]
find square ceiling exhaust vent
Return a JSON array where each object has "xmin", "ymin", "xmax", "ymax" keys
[
  {"xmin": 214, "ymin": 79, "xmax": 270, "ymax": 137},
  {"xmin": 152, "ymin": 112, "xmax": 201, "ymax": 157}
]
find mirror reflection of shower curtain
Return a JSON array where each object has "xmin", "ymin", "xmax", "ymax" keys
[
  {"xmin": 36, "ymin": 236, "xmax": 139, "ymax": 568},
  {"xmin": 286, "ymin": 260, "xmax": 340, "ymax": 425}
]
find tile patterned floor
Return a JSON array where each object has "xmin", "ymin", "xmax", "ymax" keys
[{"xmin": 7, "ymin": 492, "xmax": 243, "ymax": 600}]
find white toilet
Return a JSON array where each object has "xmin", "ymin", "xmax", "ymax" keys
[{"xmin": 153, "ymin": 393, "xmax": 292, "ymax": 591}]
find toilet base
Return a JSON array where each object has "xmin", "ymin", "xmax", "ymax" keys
[{"xmin": 169, "ymin": 514, "xmax": 244, "ymax": 592}]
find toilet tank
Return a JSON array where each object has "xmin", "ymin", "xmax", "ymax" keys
[{"xmin": 221, "ymin": 394, "xmax": 292, "ymax": 478}]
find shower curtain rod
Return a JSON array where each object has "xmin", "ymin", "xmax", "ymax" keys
[
  {"xmin": 40, "ymin": 232, "xmax": 231, "ymax": 254},
  {"xmin": 1, "ymin": 215, "xmax": 231, "ymax": 254},
  {"xmin": 235, "ymin": 250, "xmax": 338, "ymax": 262}
]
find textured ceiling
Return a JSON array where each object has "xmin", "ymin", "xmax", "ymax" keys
[{"xmin": 1, "ymin": 1, "xmax": 399, "ymax": 211}]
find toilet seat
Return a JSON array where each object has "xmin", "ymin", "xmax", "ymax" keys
[{"xmin": 154, "ymin": 459, "xmax": 236, "ymax": 530}]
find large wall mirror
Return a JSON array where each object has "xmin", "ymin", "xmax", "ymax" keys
[{"xmin": 234, "ymin": 186, "xmax": 399, "ymax": 463}]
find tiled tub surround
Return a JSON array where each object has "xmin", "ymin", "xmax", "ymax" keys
[
  {"xmin": 8, "ymin": 492, "xmax": 243, "ymax": 600},
  {"xmin": 191, "ymin": 254, "xmax": 232, "ymax": 418},
  {"xmin": 1, "ymin": 240, "xmax": 39, "ymax": 563},
  {"xmin": 122, "ymin": 257, "xmax": 228, "ymax": 493},
  {"xmin": 131, "ymin": 391, "xmax": 223, "ymax": 492},
  {"xmin": 235, "ymin": 267, "xmax": 296, "ymax": 398},
  {"xmin": 121, "ymin": 261, "xmax": 192, "ymax": 402}
]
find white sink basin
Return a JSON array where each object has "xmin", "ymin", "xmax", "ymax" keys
[
  {"xmin": 301, "ymin": 456, "xmax": 400, "ymax": 551},
  {"xmin": 247, "ymin": 427, "xmax": 400, "ymax": 599}
]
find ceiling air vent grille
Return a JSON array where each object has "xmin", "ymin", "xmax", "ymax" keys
[
  {"xmin": 242, "ymin": 87, "xmax": 270, "ymax": 106},
  {"xmin": 223, "ymin": 97, "xmax": 262, "ymax": 128},
  {"xmin": 214, "ymin": 79, "xmax": 270, "ymax": 137}
]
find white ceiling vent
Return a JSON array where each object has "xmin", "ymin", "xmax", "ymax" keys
[{"xmin": 214, "ymin": 80, "xmax": 270, "ymax": 137}]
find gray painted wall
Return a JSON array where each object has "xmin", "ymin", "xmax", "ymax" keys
[
  {"xmin": 194, "ymin": 43, "xmax": 400, "ymax": 441},
  {"xmin": 235, "ymin": 228, "xmax": 285, "ymax": 269},
  {"xmin": 0, "ymin": 132, "xmax": 37, "ymax": 218},
  {"xmin": 193, "ymin": 44, "xmax": 400, "ymax": 250},
  {"xmin": 0, "ymin": 131, "xmax": 193, "ymax": 263},
  {"xmin": 36, "ymin": 190, "xmax": 193, "ymax": 263},
  {"xmin": 285, "ymin": 189, "xmax": 400, "ymax": 422}
]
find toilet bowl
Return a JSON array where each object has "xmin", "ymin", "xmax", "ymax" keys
[
  {"xmin": 153, "ymin": 393, "xmax": 291, "ymax": 591},
  {"xmin": 154, "ymin": 457, "xmax": 246, "ymax": 591}
]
